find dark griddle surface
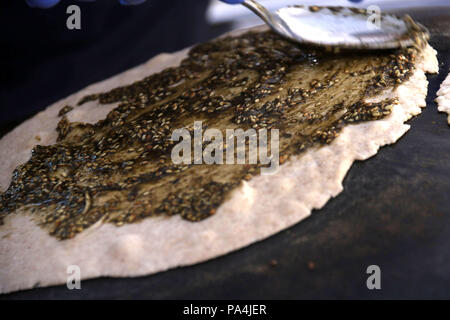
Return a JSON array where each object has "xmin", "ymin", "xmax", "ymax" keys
[{"xmin": 2, "ymin": 9, "xmax": 450, "ymax": 300}]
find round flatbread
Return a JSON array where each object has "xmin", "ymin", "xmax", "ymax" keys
[{"xmin": 0, "ymin": 26, "xmax": 438, "ymax": 294}]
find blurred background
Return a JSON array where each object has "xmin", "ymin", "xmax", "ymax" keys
[{"xmin": 0, "ymin": 0, "xmax": 448, "ymax": 137}]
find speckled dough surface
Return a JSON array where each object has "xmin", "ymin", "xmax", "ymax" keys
[{"xmin": 0, "ymin": 27, "xmax": 438, "ymax": 294}]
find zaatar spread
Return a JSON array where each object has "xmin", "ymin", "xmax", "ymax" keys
[
  {"xmin": 0, "ymin": 30, "xmax": 423, "ymax": 239},
  {"xmin": 58, "ymin": 105, "xmax": 74, "ymax": 117}
]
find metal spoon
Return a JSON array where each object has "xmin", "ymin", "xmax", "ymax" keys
[{"xmin": 220, "ymin": 0, "xmax": 427, "ymax": 49}]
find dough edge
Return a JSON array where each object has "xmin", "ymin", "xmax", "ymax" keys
[{"xmin": 436, "ymin": 71, "xmax": 450, "ymax": 124}]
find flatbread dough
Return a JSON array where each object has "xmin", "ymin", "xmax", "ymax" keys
[
  {"xmin": 436, "ymin": 71, "xmax": 450, "ymax": 124},
  {"xmin": 0, "ymin": 27, "xmax": 438, "ymax": 294}
]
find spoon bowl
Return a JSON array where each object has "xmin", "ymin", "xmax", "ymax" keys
[{"xmin": 240, "ymin": 1, "xmax": 428, "ymax": 49}]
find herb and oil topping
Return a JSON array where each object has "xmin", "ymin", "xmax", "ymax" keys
[{"xmin": 0, "ymin": 30, "xmax": 421, "ymax": 239}]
